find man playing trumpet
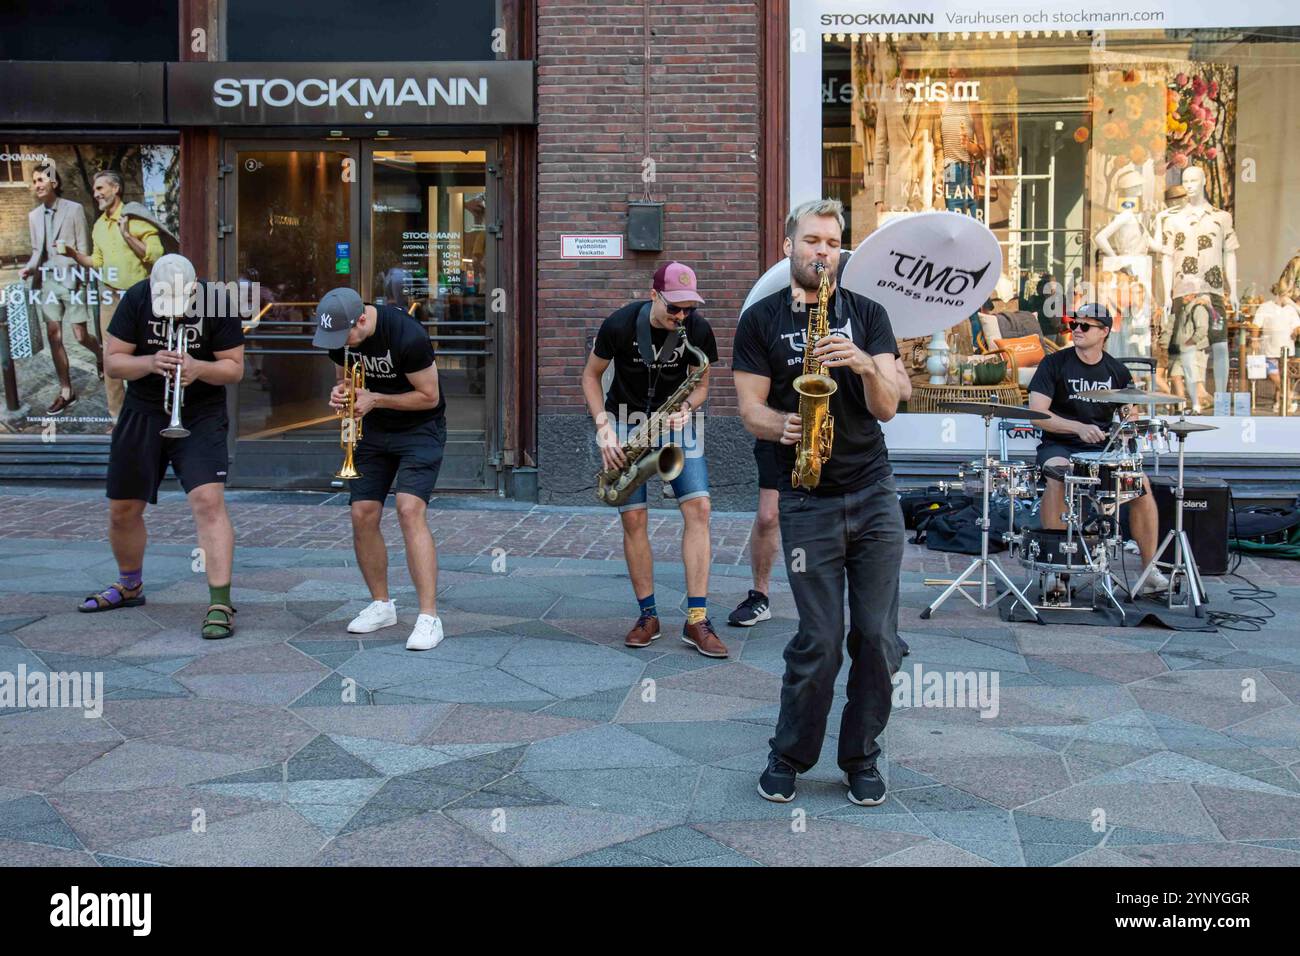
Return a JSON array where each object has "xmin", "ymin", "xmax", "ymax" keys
[
  {"xmin": 80, "ymin": 255, "xmax": 245, "ymax": 640},
  {"xmin": 312, "ymin": 288, "xmax": 447, "ymax": 651}
]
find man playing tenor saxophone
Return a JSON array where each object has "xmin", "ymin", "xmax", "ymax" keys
[
  {"xmin": 732, "ymin": 199, "xmax": 905, "ymax": 806},
  {"xmin": 581, "ymin": 261, "xmax": 726, "ymax": 658}
]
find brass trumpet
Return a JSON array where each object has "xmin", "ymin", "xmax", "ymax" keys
[
  {"xmin": 161, "ymin": 320, "xmax": 197, "ymax": 439},
  {"xmin": 335, "ymin": 349, "xmax": 365, "ymax": 480}
]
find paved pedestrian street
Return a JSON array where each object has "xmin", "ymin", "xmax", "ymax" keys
[{"xmin": 1, "ymin": 486, "xmax": 1299, "ymax": 867}]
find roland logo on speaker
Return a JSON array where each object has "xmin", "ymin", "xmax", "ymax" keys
[{"xmin": 1183, "ymin": 500, "xmax": 1209, "ymax": 510}]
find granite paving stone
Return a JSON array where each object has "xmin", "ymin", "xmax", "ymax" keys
[{"xmin": 1, "ymin": 486, "xmax": 1297, "ymax": 866}]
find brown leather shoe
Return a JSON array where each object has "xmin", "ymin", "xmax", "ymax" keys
[
  {"xmin": 682, "ymin": 617, "xmax": 728, "ymax": 658},
  {"xmin": 625, "ymin": 612, "xmax": 660, "ymax": 648},
  {"xmin": 46, "ymin": 392, "xmax": 77, "ymax": 415}
]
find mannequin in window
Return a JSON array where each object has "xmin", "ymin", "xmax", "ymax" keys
[
  {"xmin": 872, "ymin": 46, "xmax": 943, "ymax": 220},
  {"xmin": 1160, "ymin": 167, "xmax": 1237, "ymax": 413},
  {"xmin": 937, "ymin": 55, "xmax": 990, "ymax": 221}
]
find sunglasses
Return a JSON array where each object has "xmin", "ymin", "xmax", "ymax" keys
[
  {"xmin": 1066, "ymin": 320, "xmax": 1104, "ymax": 332},
  {"xmin": 658, "ymin": 293, "xmax": 696, "ymax": 319}
]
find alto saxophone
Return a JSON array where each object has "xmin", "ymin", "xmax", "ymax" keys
[
  {"xmin": 791, "ymin": 261, "xmax": 837, "ymax": 489},
  {"xmin": 595, "ymin": 340, "xmax": 709, "ymax": 507}
]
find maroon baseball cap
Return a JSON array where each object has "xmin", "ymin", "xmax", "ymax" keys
[{"xmin": 653, "ymin": 261, "xmax": 705, "ymax": 306}]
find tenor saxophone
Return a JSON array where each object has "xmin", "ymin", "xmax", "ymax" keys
[
  {"xmin": 791, "ymin": 261, "xmax": 837, "ymax": 489},
  {"xmin": 595, "ymin": 340, "xmax": 709, "ymax": 507}
]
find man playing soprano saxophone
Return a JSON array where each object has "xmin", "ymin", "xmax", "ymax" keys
[
  {"xmin": 733, "ymin": 200, "xmax": 905, "ymax": 806},
  {"xmin": 581, "ymin": 261, "xmax": 726, "ymax": 658}
]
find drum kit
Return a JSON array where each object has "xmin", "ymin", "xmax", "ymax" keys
[{"xmin": 921, "ymin": 387, "xmax": 1217, "ymax": 623}]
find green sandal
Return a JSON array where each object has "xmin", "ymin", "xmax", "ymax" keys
[{"xmin": 202, "ymin": 603, "xmax": 237, "ymax": 640}]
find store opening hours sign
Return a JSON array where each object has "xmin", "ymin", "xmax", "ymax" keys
[{"xmin": 561, "ymin": 235, "xmax": 624, "ymax": 260}]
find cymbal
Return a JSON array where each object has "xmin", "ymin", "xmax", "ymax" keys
[
  {"xmin": 1166, "ymin": 420, "xmax": 1219, "ymax": 436},
  {"xmin": 1076, "ymin": 387, "xmax": 1185, "ymax": 405},
  {"xmin": 938, "ymin": 401, "xmax": 1050, "ymax": 421}
]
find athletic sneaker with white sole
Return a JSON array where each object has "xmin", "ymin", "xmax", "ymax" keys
[
  {"xmin": 728, "ymin": 589, "xmax": 772, "ymax": 627},
  {"xmin": 406, "ymin": 613, "xmax": 444, "ymax": 651},
  {"xmin": 1140, "ymin": 569, "xmax": 1171, "ymax": 595},
  {"xmin": 348, "ymin": 599, "xmax": 397, "ymax": 634}
]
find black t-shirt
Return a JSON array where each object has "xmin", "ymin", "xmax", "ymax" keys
[
  {"xmin": 1028, "ymin": 347, "xmax": 1133, "ymax": 450},
  {"xmin": 593, "ymin": 301, "xmax": 719, "ymax": 416},
  {"xmin": 732, "ymin": 287, "xmax": 899, "ymax": 495},
  {"xmin": 328, "ymin": 304, "xmax": 444, "ymax": 432},
  {"xmin": 108, "ymin": 279, "xmax": 245, "ymax": 412}
]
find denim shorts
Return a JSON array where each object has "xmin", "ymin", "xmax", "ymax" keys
[{"xmin": 611, "ymin": 418, "xmax": 709, "ymax": 512}]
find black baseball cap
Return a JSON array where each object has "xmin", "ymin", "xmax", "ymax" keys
[
  {"xmin": 1074, "ymin": 302, "xmax": 1113, "ymax": 329},
  {"xmin": 311, "ymin": 288, "xmax": 365, "ymax": 349}
]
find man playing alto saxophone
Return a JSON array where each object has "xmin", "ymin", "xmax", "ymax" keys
[
  {"xmin": 312, "ymin": 288, "xmax": 447, "ymax": 651},
  {"xmin": 581, "ymin": 261, "xmax": 726, "ymax": 658},
  {"xmin": 733, "ymin": 199, "xmax": 905, "ymax": 806}
]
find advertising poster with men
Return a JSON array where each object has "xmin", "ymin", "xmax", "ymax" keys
[{"xmin": 0, "ymin": 142, "xmax": 179, "ymax": 435}]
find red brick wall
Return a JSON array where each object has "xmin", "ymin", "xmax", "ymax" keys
[{"xmin": 535, "ymin": 1, "xmax": 762, "ymax": 416}]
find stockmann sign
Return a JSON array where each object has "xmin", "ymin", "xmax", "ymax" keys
[{"xmin": 167, "ymin": 61, "xmax": 535, "ymax": 126}]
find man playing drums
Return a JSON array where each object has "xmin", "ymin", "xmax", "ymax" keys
[{"xmin": 1027, "ymin": 303, "xmax": 1169, "ymax": 596}]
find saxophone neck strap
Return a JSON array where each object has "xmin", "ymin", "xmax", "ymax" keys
[{"xmin": 636, "ymin": 301, "xmax": 682, "ymax": 412}]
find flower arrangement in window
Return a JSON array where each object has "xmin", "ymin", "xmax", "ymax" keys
[
  {"xmin": 1165, "ymin": 64, "xmax": 1235, "ymax": 207},
  {"xmin": 1089, "ymin": 68, "xmax": 1167, "ymax": 167}
]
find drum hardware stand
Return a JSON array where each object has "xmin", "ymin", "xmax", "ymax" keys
[
  {"xmin": 1129, "ymin": 421, "xmax": 1207, "ymax": 617},
  {"xmin": 1021, "ymin": 472, "xmax": 1129, "ymax": 621},
  {"xmin": 922, "ymin": 409, "xmax": 1041, "ymax": 622}
]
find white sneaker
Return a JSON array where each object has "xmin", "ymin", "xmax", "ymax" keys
[
  {"xmin": 348, "ymin": 599, "xmax": 397, "ymax": 634},
  {"xmin": 406, "ymin": 614, "xmax": 444, "ymax": 651},
  {"xmin": 1140, "ymin": 569, "xmax": 1171, "ymax": 595}
]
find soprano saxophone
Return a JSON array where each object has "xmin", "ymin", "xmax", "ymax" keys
[
  {"xmin": 595, "ymin": 340, "xmax": 709, "ymax": 507},
  {"xmin": 791, "ymin": 261, "xmax": 837, "ymax": 489}
]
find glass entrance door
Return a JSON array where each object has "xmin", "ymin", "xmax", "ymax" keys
[
  {"xmin": 366, "ymin": 147, "xmax": 494, "ymax": 488},
  {"xmin": 222, "ymin": 139, "xmax": 497, "ymax": 490}
]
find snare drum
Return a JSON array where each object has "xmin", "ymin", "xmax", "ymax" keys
[
  {"xmin": 1067, "ymin": 450, "xmax": 1145, "ymax": 503},
  {"xmin": 957, "ymin": 459, "xmax": 1038, "ymax": 499}
]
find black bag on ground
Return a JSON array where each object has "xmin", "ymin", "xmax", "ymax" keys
[
  {"xmin": 899, "ymin": 487, "xmax": 973, "ymax": 531},
  {"xmin": 923, "ymin": 501, "xmax": 1040, "ymax": 554},
  {"xmin": 1231, "ymin": 505, "xmax": 1300, "ymax": 545}
]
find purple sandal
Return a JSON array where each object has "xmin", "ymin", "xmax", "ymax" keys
[{"xmin": 79, "ymin": 582, "xmax": 146, "ymax": 613}]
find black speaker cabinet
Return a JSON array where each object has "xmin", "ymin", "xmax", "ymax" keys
[
  {"xmin": 627, "ymin": 201, "xmax": 663, "ymax": 251},
  {"xmin": 1150, "ymin": 475, "xmax": 1230, "ymax": 576}
]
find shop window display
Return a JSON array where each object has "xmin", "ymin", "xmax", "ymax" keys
[{"xmin": 823, "ymin": 28, "xmax": 1300, "ymax": 418}]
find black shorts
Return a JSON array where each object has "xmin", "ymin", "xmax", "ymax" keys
[
  {"xmin": 107, "ymin": 401, "xmax": 230, "ymax": 504},
  {"xmin": 1037, "ymin": 441, "xmax": 1087, "ymax": 468},
  {"xmin": 347, "ymin": 417, "xmax": 446, "ymax": 505},
  {"xmin": 754, "ymin": 440, "xmax": 782, "ymax": 491}
]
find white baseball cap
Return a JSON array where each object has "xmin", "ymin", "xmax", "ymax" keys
[{"xmin": 150, "ymin": 254, "xmax": 198, "ymax": 318}]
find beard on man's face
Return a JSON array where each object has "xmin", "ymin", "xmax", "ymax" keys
[{"xmin": 792, "ymin": 250, "xmax": 834, "ymax": 291}]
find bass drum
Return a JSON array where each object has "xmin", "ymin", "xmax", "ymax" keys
[{"xmin": 1017, "ymin": 528, "xmax": 1101, "ymax": 572}]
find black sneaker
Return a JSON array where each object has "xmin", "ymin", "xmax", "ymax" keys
[
  {"xmin": 757, "ymin": 751, "xmax": 797, "ymax": 803},
  {"xmin": 728, "ymin": 589, "xmax": 771, "ymax": 627},
  {"xmin": 898, "ymin": 636, "xmax": 910, "ymax": 657},
  {"xmin": 843, "ymin": 766, "xmax": 887, "ymax": 806}
]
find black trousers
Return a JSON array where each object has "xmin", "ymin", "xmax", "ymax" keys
[{"xmin": 771, "ymin": 475, "xmax": 905, "ymax": 773}]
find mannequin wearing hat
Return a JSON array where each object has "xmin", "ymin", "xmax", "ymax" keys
[
  {"xmin": 1095, "ymin": 166, "xmax": 1156, "ymax": 360},
  {"xmin": 1159, "ymin": 167, "xmax": 1238, "ymax": 412}
]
